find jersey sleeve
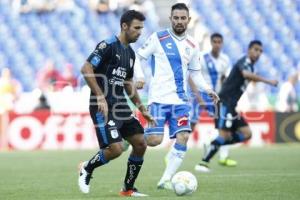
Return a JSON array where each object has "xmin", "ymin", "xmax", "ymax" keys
[
  {"xmin": 133, "ymin": 53, "xmax": 145, "ymax": 80},
  {"xmin": 238, "ymin": 59, "xmax": 252, "ymax": 73},
  {"xmin": 188, "ymin": 46, "xmax": 202, "ymax": 71},
  {"xmin": 222, "ymin": 55, "xmax": 232, "ymax": 76},
  {"xmin": 87, "ymin": 41, "xmax": 112, "ymax": 68},
  {"xmin": 137, "ymin": 33, "xmax": 157, "ymax": 60}
]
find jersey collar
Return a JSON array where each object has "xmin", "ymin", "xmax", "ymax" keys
[{"xmin": 168, "ymin": 28, "xmax": 187, "ymax": 41}]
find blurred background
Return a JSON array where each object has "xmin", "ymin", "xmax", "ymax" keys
[{"xmin": 0, "ymin": 0, "xmax": 300, "ymax": 150}]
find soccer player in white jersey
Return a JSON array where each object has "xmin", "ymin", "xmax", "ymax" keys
[
  {"xmin": 191, "ymin": 33, "xmax": 238, "ymax": 170},
  {"xmin": 135, "ymin": 3, "xmax": 219, "ymax": 190}
]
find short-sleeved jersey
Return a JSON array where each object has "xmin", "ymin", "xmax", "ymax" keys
[
  {"xmin": 200, "ymin": 52, "xmax": 231, "ymax": 93},
  {"xmin": 86, "ymin": 36, "xmax": 135, "ymax": 116},
  {"xmin": 137, "ymin": 29, "xmax": 201, "ymax": 105},
  {"xmin": 219, "ymin": 56, "xmax": 254, "ymax": 106}
]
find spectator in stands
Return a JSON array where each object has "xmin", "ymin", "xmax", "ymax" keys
[
  {"xmin": 37, "ymin": 60, "xmax": 62, "ymax": 92},
  {"xmin": 12, "ymin": 0, "xmax": 56, "ymax": 14},
  {"xmin": 237, "ymin": 81, "xmax": 272, "ymax": 112},
  {"xmin": 88, "ymin": 0, "xmax": 111, "ymax": 13},
  {"xmin": 55, "ymin": 0, "xmax": 84, "ymax": 21},
  {"xmin": 0, "ymin": 68, "xmax": 22, "ymax": 113},
  {"xmin": 34, "ymin": 93, "xmax": 51, "ymax": 111},
  {"xmin": 129, "ymin": 0, "xmax": 159, "ymax": 30},
  {"xmin": 56, "ymin": 63, "xmax": 78, "ymax": 90},
  {"xmin": 276, "ymin": 71, "xmax": 299, "ymax": 112}
]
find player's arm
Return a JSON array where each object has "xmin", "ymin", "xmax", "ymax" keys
[
  {"xmin": 242, "ymin": 70, "xmax": 278, "ymax": 86},
  {"xmin": 82, "ymin": 41, "xmax": 112, "ymax": 120},
  {"xmin": 124, "ymin": 78, "xmax": 155, "ymax": 125},
  {"xmin": 134, "ymin": 53, "xmax": 146, "ymax": 89},
  {"xmin": 81, "ymin": 62, "xmax": 108, "ymax": 118},
  {"xmin": 188, "ymin": 75, "xmax": 205, "ymax": 107},
  {"xmin": 189, "ymin": 50, "xmax": 219, "ymax": 103},
  {"xmin": 133, "ymin": 33, "xmax": 156, "ymax": 89},
  {"xmin": 189, "ymin": 70, "xmax": 219, "ymax": 104}
]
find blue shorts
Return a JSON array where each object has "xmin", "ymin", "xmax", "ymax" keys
[
  {"xmin": 145, "ymin": 103, "xmax": 191, "ymax": 139},
  {"xmin": 191, "ymin": 92, "xmax": 216, "ymax": 123}
]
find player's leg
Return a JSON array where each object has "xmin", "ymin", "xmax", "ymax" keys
[
  {"xmin": 218, "ymin": 145, "xmax": 237, "ymax": 167},
  {"xmin": 195, "ymin": 102, "xmax": 233, "ymax": 172},
  {"xmin": 225, "ymin": 116, "xmax": 252, "ymax": 145},
  {"xmin": 190, "ymin": 96, "xmax": 200, "ymax": 132},
  {"xmin": 157, "ymin": 104, "xmax": 191, "ymax": 189},
  {"xmin": 144, "ymin": 103, "xmax": 167, "ymax": 147},
  {"xmin": 119, "ymin": 118, "xmax": 148, "ymax": 197},
  {"xmin": 78, "ymin": 111, "xmax": 124, "ymax": 194}
]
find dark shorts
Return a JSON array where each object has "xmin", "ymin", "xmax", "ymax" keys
[
  {"xmin": 90, "ymin": 108, "xmax": 144, "ymax": 149},
  {"xmin": 214, "ymin": 102, "xmax": 248, "ymax": 132}
]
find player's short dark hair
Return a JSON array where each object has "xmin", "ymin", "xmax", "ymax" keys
[
  {"xmin": 120, "ymin": 10, "xmax": 145, "ymax": 27},
  {"xmin": 248, "ymin": 40, "xmax": 263, "ymax": 49},
  {"xmin": 211, "ymin": 33, "xmax": 223, "ymax": 41},
  {"xmin": 171, "ymin": 3, "xmax": 189, "ymax": 14}
]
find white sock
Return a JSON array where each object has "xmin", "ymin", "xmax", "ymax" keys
[
  {"xmin": 158, "ymin": 143, "xmax": 187, "ymax": 184},
  {"xmin": 219, "ymin": 145, "xmax": 229, "ymax": 160}
]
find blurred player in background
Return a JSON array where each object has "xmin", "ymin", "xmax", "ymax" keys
[
  {"xmin": 190, "ymin": 33, "xmax": 237, "ymax": 170},
  {"xmin": 195, "ymin": 40, "xmax": 278, "ymax": 172},
  {"xmin": 78, "ymin": 10, "xmax": 155, "ymax": 197},
  {"xmin": 135, "ymin": 3, "xmax": 218, "ymax": 189}
]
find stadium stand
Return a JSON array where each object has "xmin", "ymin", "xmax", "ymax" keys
[{"xmin": 0, "ymin": 0, "xmax": 299, "ymax": 95}]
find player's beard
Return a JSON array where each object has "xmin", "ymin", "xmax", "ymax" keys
[
  {"xmin": 126, "ymin": 32, "xmax": 139, "ymax": 43},
  {"xmin": 173, "ymin": 25, "xmax": 186, "ymax": 35}
]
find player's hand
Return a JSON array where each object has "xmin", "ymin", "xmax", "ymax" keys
[
  {"xmin": 97, "ymin": 96, "xmax": 108, "ymax": 121},
  {"xmin": 135, "ymin": 80, "xmax": 145, "ymax": 89},
  {"xmin": 195, "ymin": 94, "xmax": 206, "ymax": 109},
  {"xmin": 269, "ymin": 80, "xmax": 278, "ymax": 87},
  {"xmin": 207, "ymin": 89, "xmax": 220, "ymax": 104},
  {"xmin": 140, "ymin": 108, "xmax": 156, "ymax": 127}
]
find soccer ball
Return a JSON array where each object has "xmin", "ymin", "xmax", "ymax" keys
[{"xmin": 171, "ymin": 171, "xmax": 198, "ymax": 196}]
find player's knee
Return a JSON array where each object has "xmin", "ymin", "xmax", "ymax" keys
[
  {"xmin": 245, "ymin": 130, "xmax": 252, "ymax": 140},
  {"xmin": 132, "ymin": 138, "xmax": 147, "ymax": 152},
  {"xmin": 176, "ymin": 132, "xmax": 190, "ymax": 145},
  {"xmin": 108, "ymin": 143, "xmax": 123, "ymax": 159},
  {"xmin": 145, "ymin": 135, "xmax": 163, "ymax": 146}
]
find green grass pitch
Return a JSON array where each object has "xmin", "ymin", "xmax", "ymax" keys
[{"xmin": 0, "ymin": 144, "xmax": 299, "ymax": 200}]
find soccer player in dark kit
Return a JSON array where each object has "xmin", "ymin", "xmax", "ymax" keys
[
  {"xmin": 78, "ymin": 10, "xmax": 155, "ymax": 197},
  {"xmin": 195, "ymin": 40, "xmax": 278, "ymax": 172}
]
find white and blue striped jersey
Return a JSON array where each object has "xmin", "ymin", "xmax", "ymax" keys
[
  {"xmin": 137, "ymin": 29, "xmax": 209, "ymax": 105},
  {"xmin": 200, "ymin": 52, "xmax": 231, "ymax": 93}
]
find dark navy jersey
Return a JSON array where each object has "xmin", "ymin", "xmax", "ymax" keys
[
  {"xmin": 86, "ymin": 36, "xmax": 135, "ymax": 117},
  {"xmin": 218, "ymin": 56, "xmax": 254, "ymax": 106}
]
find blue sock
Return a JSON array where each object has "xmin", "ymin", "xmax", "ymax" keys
[
  {"xmin": 226, "ymin": 132, "xmax": 247, "ymax": 144},
  {"xmin": 85, "ymin": 150, "xmax": 109, "ymax": 173},
  {"xmin": 202, "ymin": 136, "xmax": 225, "ymax": 162}
]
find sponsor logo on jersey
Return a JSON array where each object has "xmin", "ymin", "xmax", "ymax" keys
[{"xmin": 166, "ymin": 42, "xmax": 172, "ymax": 49}]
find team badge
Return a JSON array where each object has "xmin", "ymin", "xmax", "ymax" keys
[
  {"xmin": 130, "ymin": 58, "xmax": 134, "ymax": 68},
  {"xmin": 98, "ymin": 42, "xmax": 107, "ymax": 49},
  {"xmin": 185, "ymin": 47, "xmax": 191, "ymax": 56},
  {"xmin": 110, "ymin": 129, "xmax": 119, "ymax": 139}
]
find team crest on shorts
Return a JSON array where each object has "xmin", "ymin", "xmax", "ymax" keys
[{"xmin": 110, "ymin": 129, "xmax": 119, "ymax": 139}]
